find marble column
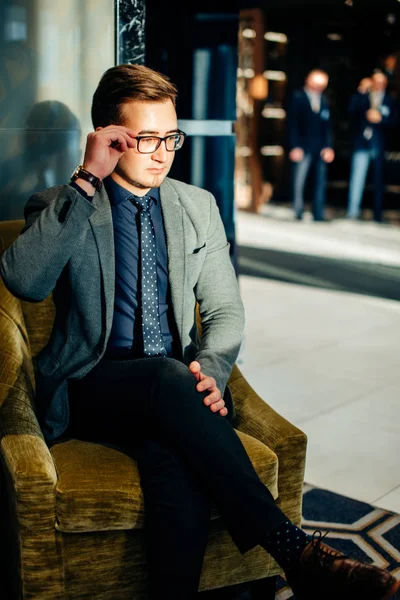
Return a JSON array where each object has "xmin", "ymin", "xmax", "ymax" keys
[{"xmin": 115, "ymin": 0, "xmax": 146, "ymax": 65}]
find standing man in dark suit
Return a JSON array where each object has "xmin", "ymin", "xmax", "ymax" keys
[
  {"xmin": 288, "ymin": 69, "xmax": 335, "ymax": 221},
  {"xmin": 346, "ymin": 70, "xmax": 397, "ymax": 222},
  {"xmin": 1, "ymin": 64, "xmax": 398, "ymax": 600}
]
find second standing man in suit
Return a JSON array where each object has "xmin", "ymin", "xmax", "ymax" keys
[
  {"xmin": 288, "ymin": 69, "xmax": 335, "ymax": 221},
  {"xmin": 346, "ymin": 70, "xmax": 397, "ymax": 222}
]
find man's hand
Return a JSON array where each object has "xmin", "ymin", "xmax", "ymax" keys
[
  {"xmin": 366, "ymin": 108, "xmax": 382, "ymax": 124},
  {"xmin": 289, "ymin": 147, "xmax": 305, "ymax": 163},
  {"xmin": 321, "ymin": 148, "xmax": 335, "ymax": 163},
  {"xmin": 189, "ymin": 361, "xmax": 228, "ymax": 417},
  {"xmin": 82, "ymin": 125, "xmax": 138, "ymax": 181},
  {"xmin": 358, "ymin": 77, "xmax": 372, "ymax": 94}
]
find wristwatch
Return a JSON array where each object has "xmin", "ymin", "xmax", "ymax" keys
[{"xmin": 70, "ymin": 165, "xmax": 102, "ymax": 192}]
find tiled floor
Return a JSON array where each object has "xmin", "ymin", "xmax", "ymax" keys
[{"xmin": 235, "ymin": 206, "xmax": 400, "ymax": 514}]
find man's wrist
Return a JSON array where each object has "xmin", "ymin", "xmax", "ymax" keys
[
  {"xmin": 72, "ymin": 178, "xmax": 96, "ymax": 197},
  {"xmin": 70, "ymin": 165, "xmax": 102, "ymax": 193},
  {"xmin": 82, "ymin": 163, "xmax": 102, "ymax": 179}
]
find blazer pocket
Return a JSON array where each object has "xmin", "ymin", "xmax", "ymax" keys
[
  {"xmin": 38, "ymin": 352, "xmax": 60, "ymax": 377},
  {"xmin": 187, "ymin": 242, "xmax": 206, "ymax": 256},
  {"xmin": 186, "ymin": 244, "xmax": 207, "ymax": 285}
]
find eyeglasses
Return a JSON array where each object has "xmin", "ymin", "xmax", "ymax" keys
[{"xmin": 134, "ymin": 130, "xmax": 186, "ymax": 154}]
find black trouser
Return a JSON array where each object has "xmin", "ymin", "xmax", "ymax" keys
[{"xmin": 68, "ymin": 357, "xmax": 286, "ymax": 599}]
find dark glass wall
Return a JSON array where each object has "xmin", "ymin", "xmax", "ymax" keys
[
  {"xmin": 0, "ymin": 0, "xmax": 241, "ymax": 266},
  {"xmin": 145, "ymin": 1, "xmax": 240, "ymax": 271}
]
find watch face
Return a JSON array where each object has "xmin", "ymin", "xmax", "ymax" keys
[{"xmin": 70, "ymin": 165, "xmax": 82, "ymax": 179}]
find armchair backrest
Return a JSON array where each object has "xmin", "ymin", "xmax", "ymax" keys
[{"xmin": 0, "ymin": 220, "xmax": 55, "ymax": 359}]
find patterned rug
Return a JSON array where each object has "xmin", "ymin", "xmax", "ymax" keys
[
  {"xmin": 201, "ymin": 484, "xmax": 400, "ymax": 599},
  {"xmin": 275, "ymin": 484, "xmax": 400, "ymax": 599}
]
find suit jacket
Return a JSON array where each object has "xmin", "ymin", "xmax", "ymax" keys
[
  {"xmin": 0, "ymin": 177, "xmax": 245, "ymax": 442},
  {"xmin": 349, "ymin": 91, "xmax": 397, "ymax": 154},
  {"xmin": 287, "ymin": 89, "xmax": 333, "ymax": 155}
]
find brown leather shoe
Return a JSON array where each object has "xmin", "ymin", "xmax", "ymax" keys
[{"xmin": 285, "ymin": 530, "xmax": 400, "ymax": 600}]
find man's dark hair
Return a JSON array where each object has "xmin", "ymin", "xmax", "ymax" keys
[
  {"xmin": 372, "ymin": 68, "xmax": 387, "ymax": 78},
  {"xmin": 91, "ymin": 64, "xmax": 178, "ymax": 129}
]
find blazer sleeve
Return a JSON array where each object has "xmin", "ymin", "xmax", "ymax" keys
[
  {"xmin": 380, "ymin": 96, "xmax": 398, "ymax": 126},
  {"xmin": 323, "ymin": 99, "xmax": 334, "ymax": 149},
  {"xmin": 287, "ymin": 92, "xmax": 302, "ymax": 150},
  {"xmin": 194, "ymin": 194, "xmax": 245, "ymax": 395},
  {"xmin": 0, "ymin": 185, "xmax": 96, "ymax": 302}
]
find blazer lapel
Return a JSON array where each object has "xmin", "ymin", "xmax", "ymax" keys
[
  {"xmin": 89, "ymin": 186, "xmax": 115, "ymax": 337},
  {"xmin": 303, "ymin": 90, "xmax": 313, "ymax": 113},
  {"xmin": 159, "ymin": 179, "xmax": 186, "ymax": 342}
]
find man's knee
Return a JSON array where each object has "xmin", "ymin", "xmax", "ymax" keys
[{"xmin": 154, "ymin": 357, "xmax": 195, "ymax": 388}]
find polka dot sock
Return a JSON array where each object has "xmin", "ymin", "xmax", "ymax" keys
[{"xmin": 261, "ymin": 520, "xmax": 311, "ymax": 571}]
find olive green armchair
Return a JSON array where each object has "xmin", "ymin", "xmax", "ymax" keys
[{"xmin": 0, "ymin": 219, "xmax": 307, "ymax": 599}]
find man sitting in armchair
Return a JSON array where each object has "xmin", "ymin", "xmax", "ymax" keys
[{"xmin": 1, "ymin": 63, "xmax": 398, "ymax": 600}]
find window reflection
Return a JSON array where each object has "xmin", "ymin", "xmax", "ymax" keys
[{"xmin": 0, "ymin": 0, "xmax": 114, "ymax": 220}]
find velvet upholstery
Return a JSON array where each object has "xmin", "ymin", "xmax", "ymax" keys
[{"xmin": 0, "ymin": 219, "xmax": 307, "ymax": 599}]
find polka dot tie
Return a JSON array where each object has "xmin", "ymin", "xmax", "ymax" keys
[{"xmin": 131, "ymin": 196, "xmax": 167, "ymax": 358}]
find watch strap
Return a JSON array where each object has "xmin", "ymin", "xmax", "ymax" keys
[{"xmin": 71, "ymin": 166, "xmax": 102, "ymax": 192}]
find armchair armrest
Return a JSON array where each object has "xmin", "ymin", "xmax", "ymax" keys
[
  {"xmin": 1, "ymin": 389, "xmax": 57, "ymax": 498},
  {"xmin": 0, "ymin": 284, "xmax": 61, "ymax": 597},
  {"xmin": 0, "ymin": 284, "xmax": 57, "ymax": 495},
  {"xmin": 0, "ymin": 410, "xmax": 60, "ymax": 598},
  {"xmin": 228, "ymin": 364, "xmax": 307, "ymax": 525}
]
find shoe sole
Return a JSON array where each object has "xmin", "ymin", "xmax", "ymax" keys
[{"xmin": 382, "ymin": 578, "xmax": 400, "ymax": 600}]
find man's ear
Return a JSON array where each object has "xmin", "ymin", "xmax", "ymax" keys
[{"xmin": 95, "ymin": 126, "xmax": 103, "ymax": 131}]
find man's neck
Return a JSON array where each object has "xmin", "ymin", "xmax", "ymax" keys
[
  {"xmin": 304, "ymin": 87, "xmax": 320, "ymax": 95},
  {"xmin": 110, "ymin": 172, "xmax": 152, "ymax": 197}
]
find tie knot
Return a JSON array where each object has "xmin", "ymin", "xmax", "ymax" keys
[{"xmin": 131, "ymin": 196, "xmax": 153, "ymax": 212}]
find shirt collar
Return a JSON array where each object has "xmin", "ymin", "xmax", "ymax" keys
[
  {"xmin": 304, "ymin": 88, "xmax": 321, "ymax": 98},
  {"xmin": 104, "ymin": 176, "xmax": 160, "ymax": 206}
]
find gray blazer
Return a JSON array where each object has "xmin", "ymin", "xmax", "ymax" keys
[{"xmin": 0, "ymin": 177, "xmax": 245, "ymax": 441}]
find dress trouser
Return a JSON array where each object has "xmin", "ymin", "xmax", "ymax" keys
[
  {"xmin": 68, "ymin": 356, "xmax": 287, "ymax": 599},
  {"xmin": 347, "ymin": 148, "xmax": 384, "ymax": 222},
  {"xmin": 292, "ymin": 153, "xmax": 327, "ymax": 221}
]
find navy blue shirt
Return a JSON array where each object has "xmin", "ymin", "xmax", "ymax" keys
[{"xmin": 70, "ymin": 177, "xmax": 180, "ymax": 359}]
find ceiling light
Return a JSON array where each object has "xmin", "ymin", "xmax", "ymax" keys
[
  {"xmin": 260, "ymin": 146, "xmax": 284, "ymax": 156},
  {"xmin": 236, "ymin": 147, "xmax": 253, "ymax": 157},
  {"xmin": 263, "ymin": 70, "xmax": 287, "ymax": 81},
  {"xmin": 243, "ymin": 68, "xmax": 255, "ymax": 78},
  {"xmin": 242, "ymin": 28, "xmax": 256, "ymax": 39},
  {"xmin": 249, "ymin": 74, "xmax": 269, "ymax": 100},
  {"xmin": 327, "ymin": 33, "xmax": 343, "ymax": 41},
  {"xmin": 262, "ymin": 107, "xmax": 286, "ymax": 119},
  {"xmin": 264, "ymin": 32, "xmax": 288, "ymax": 43}
]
